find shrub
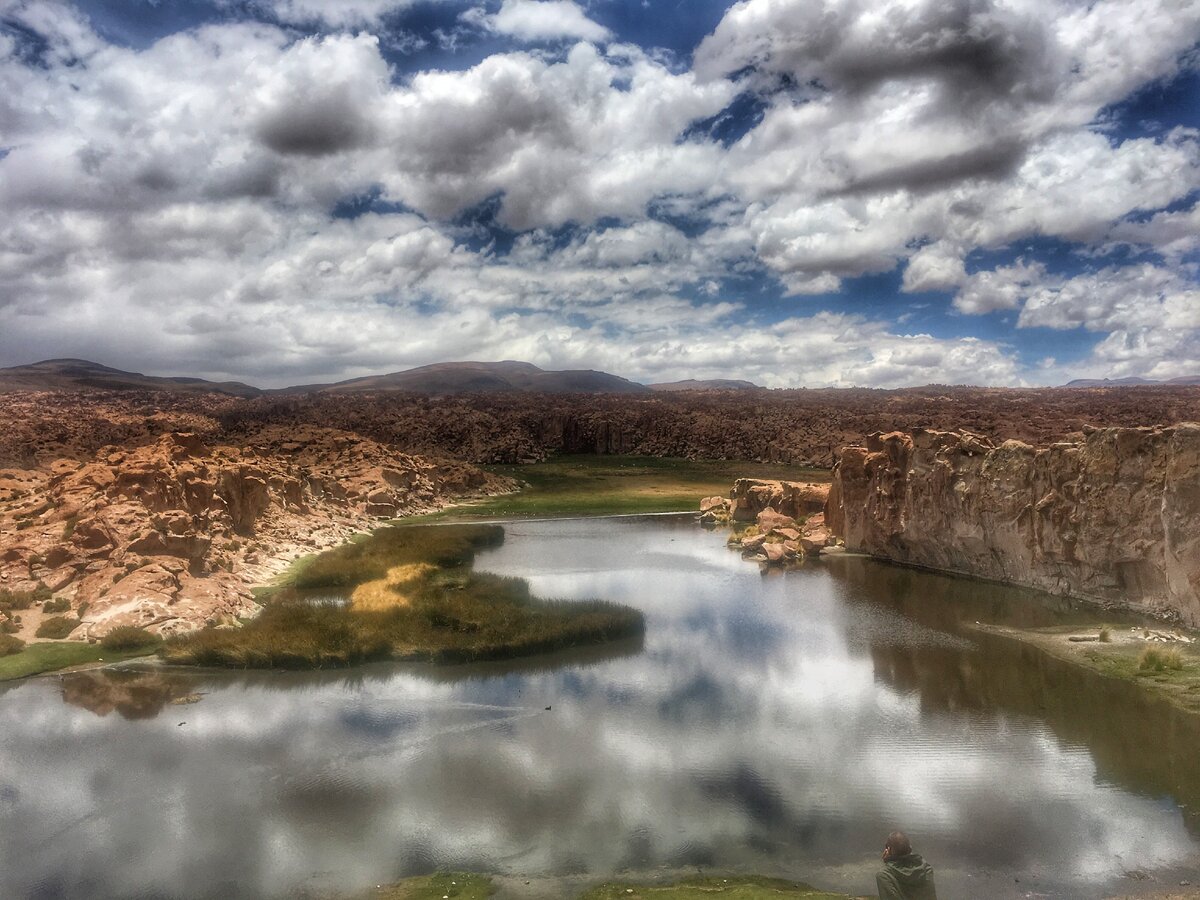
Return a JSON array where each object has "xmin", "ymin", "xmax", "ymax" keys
[
  {"xmin": 0, "ymin": 634, "xmax": 24, "ymax": 656},
  {"xmin": 1139, "ymin": 645, "xmax": 1184, "ymax": 673},
  {"xmin": 1098, "ymin": 626, "xmax": 1111, "ymax": 643},
  {"xmin": 99, "ymin": 626, "xmax": 162, "ymax": 652},
  {"xmin": 42, "ymin": 598, "xmax": 71, "ymax": 614},
  {"xmin": 62, "ymin": 516, "xmax": 78, "ymax": 540},
  {"xmin": 1, "ymin": 619, "xmax": 19, "ymax": 634},
  {"xmin": 36, "ymin": 616, "xmax": 79, "ymax": 640},
  {"xmin": 0, "ymin": 583, "xmax": 50, "ymax": 611}
]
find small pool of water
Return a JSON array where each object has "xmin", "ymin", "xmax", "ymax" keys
[{"xmin": 1, "ymin": 515, "xmax": 1197, "ymax": 899}]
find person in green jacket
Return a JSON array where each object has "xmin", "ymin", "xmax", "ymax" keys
[{"xmin": 876, "ymin": 830, "xmax": 937, "ymax": 900}]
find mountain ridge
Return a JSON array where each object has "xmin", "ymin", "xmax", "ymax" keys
[{"xmin": 4, "ymin": 358, "xmax": 1200, "ymax": 395}]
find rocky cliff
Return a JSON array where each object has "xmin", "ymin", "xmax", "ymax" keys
[
  {"xmin": 0, "ymin": 426, "xmax": 511, "ymax": 639},
  {"xmin": 826, "ymin": 426, "xmax": 1200, "ymax": 625}
]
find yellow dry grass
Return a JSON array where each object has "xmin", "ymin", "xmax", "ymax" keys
[{"xmin": 350, "ymin": 563, "xmax": 436, "ymax": 611}]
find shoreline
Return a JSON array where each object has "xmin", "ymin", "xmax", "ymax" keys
[{"xmin": 970, "ymin": 621, "xmax": 1200, "ymax": 717}]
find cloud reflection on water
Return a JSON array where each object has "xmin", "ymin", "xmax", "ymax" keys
[{"xmin": 0, "ymin": 515, "xmax": 1197, "ymax": 899}]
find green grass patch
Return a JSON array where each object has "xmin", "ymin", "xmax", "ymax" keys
[
  {"xmin": 411, "ymin": 455, "xmax": 828, "ymax": 522},
  {"xmin": 578, "ymin": 875, "xmax": 860, "ymax": 899},
  {"xmin": 363, "ymin": 872, "xmax": 494, "ymax": 900},
  {"xmin": 165, "ymin": 524, "xmax": 644, "ymax": 671},
  {"xmin": 0, "ymin": 642, "xmax": 156, "ymax": 682}
]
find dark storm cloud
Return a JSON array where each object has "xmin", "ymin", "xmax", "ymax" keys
[
  {"xmin": 819, "ymin": 0, "xmax": 1060, "ymax": 106},
  {"xmin": 696, "ymin": 0, "xmax": 1063, "ymax": 108},
  {"xmin": 255, "ymin": 93, "xmax": 376, "ymax": 157},
  {"xmin": 827, "ymin": 140, "xmax": 1027, "ymax": 197}
]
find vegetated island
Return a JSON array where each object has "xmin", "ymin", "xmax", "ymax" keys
[{"xmin": 162, "ymin": 523, "xmax": 644, "ymax": 670}]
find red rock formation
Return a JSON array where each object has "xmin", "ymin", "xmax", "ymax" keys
[
  {"xmin": 0, "ymin": 426, "xmax": 511, "ymax": 638},
  {"xmin": 826, "ymin": 426, "xmax": 1200, "ymax": 625},
  {"xmin": 715, "ymin": 483, "xmax": 835, "ymax": 565},
  {"xmin": 729, "ymin": 478, "xmax": 830, "ymax": 522}
]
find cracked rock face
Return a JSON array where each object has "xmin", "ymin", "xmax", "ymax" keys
[
  {"xmin": 827, "ymin": 426, "xmax": 1200, "ymax": 625},
  {"xmin": 0, "ymin": 426, "xmax": 511, "ymax": 639}
]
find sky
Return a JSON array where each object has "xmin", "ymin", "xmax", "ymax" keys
[{"xmin": 0, "ymin": 0, "xmax": 1198, "ymax": 389}]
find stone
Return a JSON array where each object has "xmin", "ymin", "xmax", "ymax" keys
[
  {"xmin": 740, "ymin": 533, "xmax": 767, "ymax": 552},
  {"xmin": 800, "ymin": 527, "xmax": 831, "ymax": 555},
  {"xmin": 763, "ymin": 541, "xmax": 788, "ymax": 563},
  {"xmin": 756, "ymin": 509, "xmax": 796, "ymax": 533}
]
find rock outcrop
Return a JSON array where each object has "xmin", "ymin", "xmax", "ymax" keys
[
  {"xmin": 714, "ymin": 481, "xmax": 836, "ymax": 565},
  {"xmin": 728, "ymin": 478, "xmax": 830, "ymax": 522},
  {"xmin": 0, "ymin": 426, "xmax": 511, "ymax": 639},
  {"xmin": 827, "ymin": 426, "xmax": 1200, "ymax": 625}
]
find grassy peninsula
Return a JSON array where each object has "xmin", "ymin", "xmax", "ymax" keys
[
  {"xmin": 577, "ymin": 875, "xmax": 864, "ymax": 899},
  {"xmin": 975, "ymin": 623, "xmax": 1200, "ymax": 716},
  {"xmin": 0, "ymin": 640, "xmax": 155, "ymax": 682},
  {"xmin": 360, "ymin": 873, "xmax": 863, "ymax": 900},
  {"xmin": 164, "ymin": 523, "xmax": 644, "ymax": 670}
]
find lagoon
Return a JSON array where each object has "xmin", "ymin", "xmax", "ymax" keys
[{"xmin": 1, "ymin": 515, "xmax": 1198, "ymax": 899}]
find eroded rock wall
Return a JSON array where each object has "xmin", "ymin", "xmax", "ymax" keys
[
  {"xmin": 826, "ymin": 426, "xmax": 1200, "ymax": 624},
  {"xmin": 0, "ymin": 426, "xmax": 511, "ymax": 638}
]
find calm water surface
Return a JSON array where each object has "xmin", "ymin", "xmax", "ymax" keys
[{"xmin": 2, "ymin": 515, "xmax": 1199, "ymax": 899}]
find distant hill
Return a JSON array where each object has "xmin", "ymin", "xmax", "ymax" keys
[
  {"xmin": 286, "ymin": 360, "xmax": 651, "ymax": 395},
  {"xmin": 1064, "ymin": 376, "xmax": 1200, "ymax": 387},
  {"xmin": 0, "ymin": 359, "xmax": 262, "ymax": 397},
  {"xmin": 648, "ymin": 379, "xmax": 761, "ymax": 392}
]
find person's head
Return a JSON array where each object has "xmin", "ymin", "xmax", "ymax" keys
[{"xmin": 882, "ymin": 831, "xmax": 912, "ymax": 861}]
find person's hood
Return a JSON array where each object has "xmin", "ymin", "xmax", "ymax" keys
[{"xmin": 886, "ymin": 852, "xmax": 934, "ymax": 885}]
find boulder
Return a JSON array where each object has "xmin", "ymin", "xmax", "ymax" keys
[
  {"xmin": 763, "ymin": 541, "xmax": 788, "ymax": 563},
  {"xmin": 756, "ymin": 509, "xmax": 796, "ymax": 533},
  {"xmin": 800, "ymin": 527, "xmax": 831, "ymax": 555},
  {"xmin": 740, "ymin": 533, "xmax": 767, "ymax": 552}
]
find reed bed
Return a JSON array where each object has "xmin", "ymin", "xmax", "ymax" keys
[{"xmin": 165, "ymin": 524, "xmax": 643, "ymax": 670}]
